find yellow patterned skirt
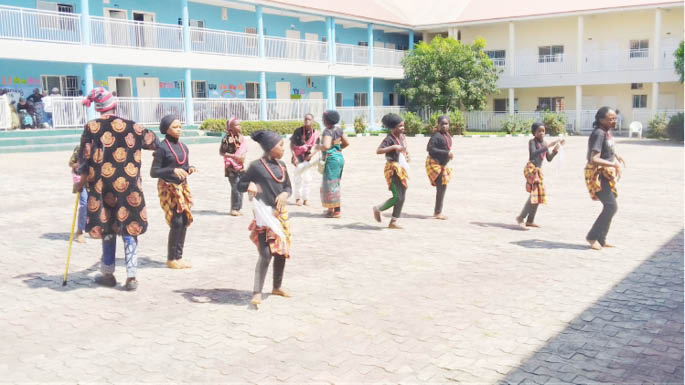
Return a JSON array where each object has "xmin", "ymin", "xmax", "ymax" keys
[
  {"xmin": 524, "ymin": 162, "xmax": 546, "ymax": 205},
  {"xmin": 584, "ymin": 163, "xmax": 618, "ymax": 200},
  {"xmin": 157, "ymin": 179, "xmax": 194, "ymax": 227},
  {"xmin": 249, "ymin": 207, "xmax": 291, "ymax": 259},
  {"xmin": 384, "ymin": 161, "xmax": 409, "ymax": 190},
  {"xmin": 425, "ymin": 156, "xmax": 451, "ymax": 186}
]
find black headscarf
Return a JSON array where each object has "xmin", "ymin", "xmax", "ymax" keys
[
  {"xmin": 159, "ymin": 115, "xmax": 177, "ymax": 135},
  {"xmin": 323, "ymin": 110, "xmax": 340, "ymax": 126},
  {"xmin": 381, "ymin": 113, "xmax": 403, "ymax": 129},
  {"xmin": 251, "ymin": 130, "xmax": 281, "ymax": 152}
]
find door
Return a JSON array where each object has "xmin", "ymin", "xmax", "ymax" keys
[
  {"xmin": 285, "ymin": 30, "xmax": 301, "ymax": 59},
  {"xmin": 136, "ymin": 77, "xmax": 160, "ymax": 98},
  {"xmin": 106, "ymin": 9, "xmax": 128, "ymax": 47},
  {"xmin": 246, "ymin": 82, "xmax": 259, "ymax": 99},
  {"xmin": 275, "ymin": 82, "xmax": 291, "ymax": 100},
  {"xmin": 389, "ymin": 93, "xmax": 397, "ymax": 106},
  {"xmin": 373, "ymin": 92, "xmax": 383, "ymax": 106},
  {"xmin": 132, "ymin": 12, "xmax": 155, "ymax": 48},
  {"xmin": 304, "ymin": 33, "xmax": 319, "ymax": 61},
  {"xmin": 116, "ymin": 78, "xmax": 132, "ymax": 97},
  {"xmin": 136, "ymin": 77, "xmax": 159, "ymax": 123},
  {"xmin": 659, "ymin": 94, "xmax": 676, "ymax": 110}
]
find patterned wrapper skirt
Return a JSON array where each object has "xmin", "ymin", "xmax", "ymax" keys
[
  {"xmin": 584, "ymin": 163, "xmax": 618, "ymax": 200},
  {"xmin": 321, "ymin": 146, "xmax": 344, "ymax": 209},
  {"xmin": 425, "ymin": 156, "xmax": 451, "ymax": 186},
  {"xmin": 157, "ymin": 179, "xmax": 194, "ymax": 227},
  {"xmin": 384, "ymin": 161, "xmax": 409, "ymax": 189},
  {"xmin": 249, "ymin": 207, "xmax": 291, "ymax": 259},
  {"xmin": 524, "ymin": 161, "xmax": 546, "ymax": 205}
]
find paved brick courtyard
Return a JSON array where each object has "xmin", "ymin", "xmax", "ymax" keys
[{"xmin": 0, "ymin": 135, "xmax": 682, "ymax": 384}]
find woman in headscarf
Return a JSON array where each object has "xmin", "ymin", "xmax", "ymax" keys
[
  {"xmin": 238, "ymin": 130, "xmax": 292, "ymax": 308},
  {"xmin": 318, "ymin": 110, "xmax": 349, "ymax": 218},
  {"xmin": 151, "ymin": 115, "xmax": 197, "ymax": 269},
  {"xmin": 373, "ymin": 113, "xmax": 409, "ymax": 229},
  {"xmin": 73, "ymin": 87, "xmax": 159, "ymax": 291},
  {"xmin": 220, "ymin": 117, "xmax": 248, "ymax": 216},
  {"xmin": 584, "ymin": 107, "xmax": 625, "ymax": 250},
  {"xmin": 515, "ymin": 122, "xmax": 564, "ymax": 229}
]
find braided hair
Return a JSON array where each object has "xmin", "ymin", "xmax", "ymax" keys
[{"xmin": 593, "ymin": 106, "xmax": 613, "ymax": 129}]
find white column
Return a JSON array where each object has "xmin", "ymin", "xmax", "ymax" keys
[
  {"xmin": 577, "ymin": 16, "xmax": 583, "ymax": 74},
  {"xmin": 422, "ymin": 32, "xmax": 429, "ymax": 43},
  {"xmin": 576, "ymin": 85, "xmax": 582, "ymax": 133},
  {"xmin": 652, "ymin": 82, "xmax": 659, "ymax": 115},
  {"xmin": 653, "ymin": 8, "xmax": 662, "ymax": 69},
  {"xmin": 508, "ymin": 88, "xmax": 514, "ymax": 115},
  {"xmin": 508, "ymin": 22, "xmax": 515, "ymax": 76}
]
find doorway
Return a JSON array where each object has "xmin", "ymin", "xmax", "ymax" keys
[
  {"xmin": 105, "ymin": 9, "xmax": 128, "ymax": 46},
  {"xmin": 108, "ymin": 77, "xmax": 133, "ymax": 97},
  {"xmin": 132, "ymin": 11, "xmax": 155, "ymax": 48},
  {"xmin": 136, "ymin": 77, "xmax": 160, "ymax": 98},
  {"xmin": 246, "ymin": 82, "xmax": 260, "ymax": 99},
  {"xmin": 275, "ymin": 82, "xmax": 291, "ymax": 100}
]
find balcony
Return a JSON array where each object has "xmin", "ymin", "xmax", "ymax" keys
[
  {"xmin": 336, "ymin": 43, "xmax": 370, "ymax": 66},
  {"xmin": 266, "ymin": 99, "xmax": 327, "ymax": 121},
  {"xmin": 583, "ymin": 48, "xmax": 652, "ymax": 72},
  {"xmin": 189, "ymin": 27, "xmax": 258, "ymax": 57},
  {"xmin": 0, "ymin": 5, "xmax": 80, "ymax": 44},
  {"xmin": 90, "ymin": 16, "xmax": 183, "ymax": 51},
  {"xmin": 264, "ymin": 36, "xmax": 328, "ymax": 63},
  {"xmin": 514, "ymin": 53, "xmax": 577, "ymax": 76},
  {"xmin": 373, "ymin": 47, "xmax": 406, "ymax": 68}
]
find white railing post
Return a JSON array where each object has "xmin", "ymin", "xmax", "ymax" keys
[{"xmin": 19, "ymin": 8, "xmax": 24, "ymax": 41}]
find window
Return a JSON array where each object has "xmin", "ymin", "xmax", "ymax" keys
[
  {"xmin": 631, "ymin": 83, "xmax": 644, "ymax": 90},
  {"xmin": 630, "ymin": 39, "xmax": 649, "ymax": 58},
  {"xmin": 41, "ymin": 75, "xmax": 78, "ymax": 96},
  {"xmin": 494, "ymin": 98, "xmax": 519, "ymax": 112},
  {"xmin": 190, "ymin": 19, "xmax": 205, "ymax": 43},
  {"xmin": 632, "ymin": 95, "xmax": 647, "ymax": 108},
  {"xmin": 180, "ymin": 81, "xmax": 208, "ymax": 98},
  {"xmin": 335, "ymin": 93, "xmax": 343, "ymax": 107},
  {"xmin": 246, "ymin": 82, "xmax": 260, "ymax": 99},
  {"xmin": 354, "ymin": 92, "xmax": 368, "ymax": 107},
  {"xmin": 538, "ymin": 45, "xmax": 564, "ymax": 63},
  {"xmin": 485, "ymin": 50, "xmax": 506, "ymax": 67},
  {"xmin": 358, "ymin": 41, "xmax": 368, "ymax": 47},
  {"xmin": 537, "ymin": 97, "xmax": 565, "ymax": 112}
]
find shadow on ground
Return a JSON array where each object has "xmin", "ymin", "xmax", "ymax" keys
[
  {"xmin": 615, "ymin": 139, "xmax": 683, "ymax": 147},
  {"xmin": 500, "ymin": 230, "xmax": 684, "ymax": 384},
  {"xmin": 174, "ymin": 288, "xmax": 256, "ymax": 307},
  {"xmin": 328, "ymin": 222, "xmax": 384, "ymax": 231},
  {"xmin": 511, "ymin": 239, "xmax": 589, "ymax": 250},
  {"xmin": 471, "ymin": 221, "xmax": 529, "ymax": 231},
  {"xmin": 15, "ymin": 257, "xmax": 168, "ymax": 291},
  {"xmin": 193, "ymin": 209, "xmax": 229, "ymax": 216}
]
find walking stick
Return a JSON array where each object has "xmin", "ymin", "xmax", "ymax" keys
[{"xmin": 62, "ymin": 191, "xmax": 80, "ymax": 286}]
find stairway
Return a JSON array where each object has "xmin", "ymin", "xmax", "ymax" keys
[{"xmin": 0, "ymin": 127, "xmax": 220, "ymax": 154}]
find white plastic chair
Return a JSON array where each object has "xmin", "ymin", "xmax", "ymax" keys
[{"xmin": 628, "ymin": 121, "xmax": 642, "ymax": 139}]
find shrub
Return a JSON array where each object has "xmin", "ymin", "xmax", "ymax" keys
[
  {"xmin": 199, "ymin": 119, "xmax": 319, "ymax": 136},
  {"xmin": 353, "ymin": 116, "xmax": 366, "ymax": 134},
  {"xmin": 501, "ymin": 115, "xmax": 535, "ymax": 134},
  {"xmin": 647, "ymin": 113, "xmax": 668, "ymax": 139},
  {"xmin": 667, "ymin": 113, "xmax": 684, "ymax": 142},
  {"xmin": 448, "ymin": 110, "xmax": 466, "ymax": 135},
  {"xmin": 541, "ymin": 112, "xmax": 568, "ymax": 136},
  {"xmin": 424, "ymin": 111, "xmax": 444, "ymax": 135},
  {"xmin": 399, "ymin": 111, "xmax": 423, "ymax": 136},
  {"xmin": 340, "ymin": 120, "xmax": 346, "ymax": 131}
]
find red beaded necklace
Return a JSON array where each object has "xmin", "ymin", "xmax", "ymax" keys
[
  {"xmin": 260, "ymin": 157, "xmax": 286, "ymax": 183},
  {"xmin": 165, "ymin": 138, "xmax": 187, "ymax": 165},
  {"xmin": 390, "ymin": 133, "xmax": 406, "ymax": 151}
]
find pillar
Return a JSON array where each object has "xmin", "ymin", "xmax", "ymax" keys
[
  {"xmin": 575, "ymin": 85, "xmax": 582, "ymax": 133},
  {"xmin": 653, "ymin": 8, "xmax": 662, "ymax": 69},
  {"xmin": 257, "ymin": 5, "xmax": 265, "ymax": 58},
  {"xmin": 652, "ymin": 82, "xmax": 659, "ymax": 115},
  {"xmin": 367, "ymin": 24, "xmax": 374, "ymax": 67},
  {"xmin": 184, "ymin": 69, "xmax": 194, "ymax": 125},
  {"xmin": 326, "ymin": 17, "xmax": 333, "ymax": 64},
  {"xmin": 260, "ymin": 71, "xmax": 267, "ymax": 120},
  {"xmin": 508, "ymin": 88, "xmax": 514, "ymax": 115},
  {"xmin": 508, "ymin": 22, "xmax": 515, "ymax": 76},
  {"xmin": 331, "ymin": 18, "xmax": 336, "ymax": 63},
  {"xmin": 79, "ymin": 0, "xmax": 90, "ymax": 45},
  {"xmin": 368, "ymin": 77, "xmax": 374, "ymax": 129},
  {"xmin": 181, "ymin": 0, "xmax": 190, "ymax": 52},
  {"xmin": 408, "ymin": 30, "xmax": 414, "ymax": 52},
  {"xmin": 576, "ymin": 16, "xmax": 583, "ymax": 73},
  {"xmin": 84, "ymin": 63, "xmax": 94, "ymax": 120},
  {"xmin": 331, "ymin": 76, "xmax": 336, "ymax": 108}
]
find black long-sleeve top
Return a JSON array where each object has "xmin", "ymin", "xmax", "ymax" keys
[
  {"xmin": 150, "ymin": 135, "xmax": 191, "ymax": 184},
  {"xmin": 238, "ymin": 157, "xmax": 292, "ymax": 207},
  {"xmin": 427, "ymin": 132, "xmax": 452, "ymax": 166},
  {"xmin": 528, "ymin": 138, "xmax": 557, "ymax": 168}
]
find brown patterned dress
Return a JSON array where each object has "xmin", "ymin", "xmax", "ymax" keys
[{"xmin": 77, "ymin": 115, "xmax": 158, "ymax": 238}]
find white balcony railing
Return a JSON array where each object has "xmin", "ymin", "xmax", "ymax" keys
[
  {"xmin": 0, "ymin": 95, "xmax": 11, "ymax": 130},
  {"xmin": 90, "ymin": 16, "xmax": 183, "ymax": 51},
  {"xmin": 583, "ymin": 49, "xmax": 652, "ymax": 72},
  {"xmin": 189, "ymin": 27, "xmax": 258, "ymax": 57},
  {"xmin": 336, "ymin": 43, "xmax": 369, "ymax": 66},
  {"xmin": 264, "ymin": 36, "xmax": 328, "ymax": 62},
  {"xmin": 514, "ymin": 54, "xmax": 576, "ymax": 76},
  {"xmin": 337, "ymin": 107, "xmax": 369, "ymax": 127},
  {"xmin": 266, "ymin": 99, "xmax": 327, "ymax": 121},
  {"xmin": 0, "ymin": 5, "xmax": 81, "ymax": 44},
  {"xmin": 116, "ymin": 98, "xmax": 187, "ymax": 125},
  {"xmin": 193, "ymin": 98, "xmax": 262, "ymax": 123},
  {"xmin": 52, "ymin": 97, "xmax": 87, "ymax": 128},
  {"xmin": 373, "ymin": 106, "xmax": 407, "ymax": 125},
  {"xmin": 373, "ymin": 47, "xmax": 406, "ymax": 68}
]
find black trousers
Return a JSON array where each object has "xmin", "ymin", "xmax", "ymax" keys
[
  {"xmin": 378, "ymin": 174, "xmax": 406, "ymax": 219},
  {"xmin": 253, "ymin": 232, "xmax": 285, "ymax": 294},
  {"xmin": 167, "ymin": 212, "xmax": 188, "ymax": 261},
  {"xmin": 519, "ymin": 199, "xmax": 539, "ymax": 224},
  {"xmin": 587, "ymin": 176, "xmax": 618, "ymax": 245},
  {"xmin": 227, "ymin": 172, "xmax": 244, "ymax": 211},
  {"xmin": 434, "ymin": 175, "xmax": 447, "ymax": 215}
]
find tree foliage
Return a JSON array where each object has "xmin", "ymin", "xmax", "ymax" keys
[
  {"xmin": 398, "ymin": 36, "xmax": 499, "ymax": 112},
  {"xmin": 674, "ymin": 41, "xmax": 684, "ymax": 83}
]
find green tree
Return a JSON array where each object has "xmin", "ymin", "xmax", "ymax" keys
[
  {"xmin": 398, "ymin": 36, "xmax": 499, "ymax": 112},
  {"xmin": 675, "ymin": 41, "xmax": 684, "ymax": 83}
]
